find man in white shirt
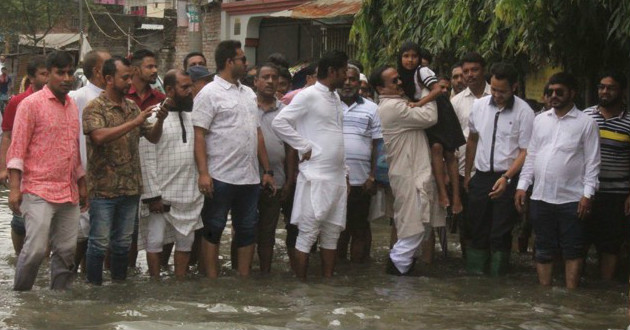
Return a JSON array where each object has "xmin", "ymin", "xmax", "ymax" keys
[
  {"xmin": 451, "ymin": 53, "xmax": 492, "ymax": 254},
  {"xmin": 516, "ymin": 72, "xmax": 600, "ymax": 289},
  {"xmin": 139, "ymin": 69, "xmax": 203, "ymax": 280},
  {"xmin": 337, "ymin": 64, "xmax": 382, "ymax": 264},
  {"xmin": 69, "ymin": 50, "xmax": 111, "ymax": 272},
  {"xmin": 464, "ymin": 62, "xmax": 534, "ymax": 276},
  {"xmin": 192, "ymin": 40, "xmax": 274, "ymax": 279},
  {"xmin": 272, "ymin": 50, "xmax": 349, "ymax": 280}
]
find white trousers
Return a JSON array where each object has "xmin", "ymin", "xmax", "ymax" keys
[{"xmin": 389, "ymin": 228, "xmax": 429, "ymax": 274}]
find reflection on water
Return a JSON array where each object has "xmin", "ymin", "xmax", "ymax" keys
[{"xmin": 0, "ymin": 189, "xmax": 627, "ymax": 330}]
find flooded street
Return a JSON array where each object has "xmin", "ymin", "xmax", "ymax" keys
[{"xmin": 0, "ymin": 189, "xmax": 628, "ymax": 330}]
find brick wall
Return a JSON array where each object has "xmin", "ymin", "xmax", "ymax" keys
[{"xmin": 173, "ymin": 4, "xmax": 221, "ymax": 72}]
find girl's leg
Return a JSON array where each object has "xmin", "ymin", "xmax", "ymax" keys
[
  {"xmin": 444, "ymin": 151, "xmax": 462, "ymax": 214},
  {"xmin": 431, "ymin": 143, "xmax": 449, "ymax": 209}
]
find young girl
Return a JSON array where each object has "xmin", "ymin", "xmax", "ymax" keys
[{"xmin": 397, "ymin": 42, "xmax": 466, "ymax": 216}]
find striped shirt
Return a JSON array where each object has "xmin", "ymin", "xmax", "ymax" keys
[
  {"xmin": 342, "ymin": 96, "xmax": 382, "ymax": 185},
  {"xmin": 584, "ymin": 106, "xmax": 630, "ymax": 194}
]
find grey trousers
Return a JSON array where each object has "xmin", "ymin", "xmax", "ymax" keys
[{"xmin": 14, "ymin": 194, "xmax": 80, "ymax": 291}]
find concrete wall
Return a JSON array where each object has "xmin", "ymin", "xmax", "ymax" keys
[{"xmin": 173, "ymin": 4, "xmax": 221, "ymax": 72}]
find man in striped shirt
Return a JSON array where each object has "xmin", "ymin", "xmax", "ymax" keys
[{"xmin": 583, "ymin": 71, "xmax": 630, "ymax": 281}]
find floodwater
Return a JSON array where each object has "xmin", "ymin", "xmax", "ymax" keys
[{"xmin": 0, "ymin": 190, "xmax": 628, "ymax": 330}]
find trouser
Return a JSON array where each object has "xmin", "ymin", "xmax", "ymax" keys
[
  {"xmin": 466, "ymin": 171, "xmax": 518, "ymax": 252},
  {"xmin": 86, "ymin": 195, "xmax": 140, "ymax": 285},
  {"xmin": 14, "ymin": 194, "xmax": 79, "ymax": 291},
  {"xmin": 390, "ymin": 229, "xmax": 429, "ymax": 274}
]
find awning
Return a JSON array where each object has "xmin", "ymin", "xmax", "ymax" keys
[
  {"xmin": 270, "ymin": 0, "xmax": 362, "ymax": 19},
  {"xmin": 18, "ymin": 33, "xmax": 80, "ymax": 49}
]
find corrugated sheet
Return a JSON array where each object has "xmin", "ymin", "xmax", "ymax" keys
[{"xmin": 289, "ymin": 0, "xmax": 362, "ymax": 19}]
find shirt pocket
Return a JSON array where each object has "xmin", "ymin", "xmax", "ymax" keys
[
  {"xmin": 348, "ymin": 115, "xmax": 371, "ymax": 136},
  {"xmin": 555, "ymin": 126, "xmax": 581, "ymax": 152}
]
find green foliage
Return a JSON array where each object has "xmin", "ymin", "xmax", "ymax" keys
[{"xmin": 351, "ymin": 0, "xmax": 630, "ymax": 78}]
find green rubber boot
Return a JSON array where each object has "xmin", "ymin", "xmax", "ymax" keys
[
  {"xmin": 466, "ymin": 248, "xmax": 489, "ymax": 275},
  {"xmin": 490, "ymin": 251, "xmax": 510, "ymax": 277}
]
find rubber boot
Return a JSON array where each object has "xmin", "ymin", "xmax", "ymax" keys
[
  {"xmin": 490, "ymin": 250, "xmax": 510, "ymax": 277},
  {"xmin": 466, "ymin": 248, "xmax": 489, "ymax": 275}
]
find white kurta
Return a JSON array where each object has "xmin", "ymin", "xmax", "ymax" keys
[{"xmin": 272, "ymin": 82, "xmax": 347, "ymax": 229}]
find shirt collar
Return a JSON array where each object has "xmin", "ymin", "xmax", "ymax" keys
[
  {"xmin": 86, "ymin": 81, "xmax": 104, "ymax": 94},
  {"xmin": 594, "ymin": 105, "xmax": 627, "ymax": 119},
  {"xmin": 100, "ymin": 93, "xmax": 132, "ymax": 111},
  {"xmin": 41, "ymin": 85, "xmax": 71, "ymax": 104},
  {"xmin": 489, "ymin": 95, "xmax": 515, "ymax": 110},
  {"xmin": 215, "ymin": 75, "xmax": 242, "ymax": 91},
  {"xmin": 128, "ymin": 84, "xmax": 159, "ymax": 98},
  {"xmin": 314, "ymin": 81, "xmax": 333, "ymax": 93},
  {"xmin": 548, "ymin": 105, "xmax": 579, "ymax": 118},
  {"xmin": 258, "ymin": 98, "xmax": 282, "ymax": 113},
  {"xmin": 463, "ymin": 83, "xmax": 491, "ymax": 98}
]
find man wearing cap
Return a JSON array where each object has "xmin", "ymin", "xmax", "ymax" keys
[{"xmin": 188, "ymin": 66, "xmax": 213, "ymax": 98}]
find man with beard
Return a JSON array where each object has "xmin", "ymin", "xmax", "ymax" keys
[
  {"xmin": 126, "ymin": 49, "xmax": 168, "ymax": 269},
  {"xmin": 272, "ymin": 50, "xmax": 349, "ymax": 280},
  {"xmin": 0, "ymin": 55, "xmax": 48, "ymax": 256},
  {"xmin": 368, "ymin": 65, "xmax": 438, "ymax": 276},
  {"xmin": 516, "ymin": 72, "xmax": 600, "ymax": 289},
  {"xmin": 8, "ymin": 51, "xmax": 87, "ymax": 291},
  {"xmin": 193, "ymin": 40, "xmax": 274, "ymax": 279},
  {"xmin": 336, "ymin": 64, "xmax": 381, "ymax": 264},
  {"xmin": 83, "ymin": 56, "xmax": 168, "ymax": 285},
  {"xmin": 254, "ymin": 63, "xmax": 297, "ymax": 273},
  {"xmin": 582, "ymin": 71, "xmax": 629, "ymax": 281},
  {"xmin": 69, "ymin": 50, "xmax": 111, "ymax": 272},
  {"xmin": 139, "ymin": 69, "xmax": 203, "ymax": 279}
]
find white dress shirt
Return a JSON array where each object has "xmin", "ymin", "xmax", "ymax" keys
[
  {"xmin": 517, "ymin": 106, "xmax": 600, "ymax": 204},
  {"xmin": 69, "ymin": 81, "xmax": 104, "ymax": 169},
  {"xmin": 452, "ymin": 84, "xmax": 492, "ymax": 176},
  {"xmin": 468, "ymin": 95, "xmax": 534, "ymax": 172},
  {"xmin": 191, "ymin": 75, "xmax": 260, "ymax": 185}
]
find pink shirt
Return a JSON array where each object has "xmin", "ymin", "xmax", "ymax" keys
[{"xmin": 7, "ymin": 85, "xmax": 85, "ymax": 204}]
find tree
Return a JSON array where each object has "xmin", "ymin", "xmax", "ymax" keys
[
  {"xmin": 351, "ymin": 0, "xmax": 630, "ymax": 84},
  {"xmin": 0, "ymin": 0, "xmax": 78, "ymax": 52}
]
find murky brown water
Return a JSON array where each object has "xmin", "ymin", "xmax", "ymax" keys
[{"xmin": 0, "ymin": 189, "xmax": 628, "ymax": 330}]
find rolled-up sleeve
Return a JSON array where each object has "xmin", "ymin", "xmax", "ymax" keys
[{"xmin": 7, "ymin": 100, "xmax": 35, "ymax": 171}]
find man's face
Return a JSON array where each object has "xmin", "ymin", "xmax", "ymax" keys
[
  {"xmin": 94, "ymin": 52, "xmax": 112, "ymax": 87},
  {"xmin": 186, "ymin": 55, "xmax": 206, "ymax": 69},
  {"xmin": 329, "ymin": 64, "xmax": 348, "ymax": 90},
  {"xmin": 109, "ymin": 61, "xmax": 133, "ymax": 96},
  {"xmin": 490, "ymin": 77, "xmax": 515, "ymax": 108},
  {"xmin": 378, "ymin": 68, "xmax": 404, "ymax": 96},
  {"xmin": 450, "ymin": 66, "xmax": 466, "ymax": 94},
  {"xmin": 598, "ymin": 77, "xmax": 622, "ymax": 107},
  {"xmin": 47, "ymin": 65, "xmax": 75, "ymax": 96},
  {"xmin": 437, "ymin": 79, "xmax": 451, "ymax": 96},
  {"xmin": 547, "ymin": 83, "xmax": 574, "ymax": 110},
  {"xmin": 338, "ymin": 68, "xmax": 360, "ymax": 98},
  {"xmin": 136, "ymin": 56, "xmax": 158, "ymax": 84},
  {"xmin": 359, "ymin": 81, "xmax": 372, "ymax": 98},
  {"xmin": 172, "ymin": 73, "xmax": 193, "ymax": 110},
  {"xmin": 277, "ymin": 76, "xmax": 290, "ymax": 95},
  {"xmin": 254, "ymin": 66, "xmax": 278, "ymax": 98},
  {"xmin": 30, "ymin": 66, "xmax": 49, "ymax": 90},
  {"xmin": 230, "ymin": 48, "xmax": 247, "ymax": 80},
  {"xmin": 401, "ymin": 50, "xmax": 419, "ymax": 71},
  {"xmin": 462, "ymin": 61, "xmax": 484, "ymax": 89}
]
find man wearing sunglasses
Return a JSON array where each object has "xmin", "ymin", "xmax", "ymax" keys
[
  {"xmin": 368, "ymin": 65, "xmax": 440, "ymax": 276},
  {"xmin": 516, "ymin": 72, "xmax": 600, "ymax": 288},
  {"xmin": 582, "ymin": 71, "xmax": 629, "ymax": 281},
  {"xmin": 193, "ymin": 40, "xmax": 274, "ymax": 279}
]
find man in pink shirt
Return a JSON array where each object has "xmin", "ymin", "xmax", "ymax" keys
[{"xmin": 7, "ymin": 51, "xmax": 88, "ymax": 291}]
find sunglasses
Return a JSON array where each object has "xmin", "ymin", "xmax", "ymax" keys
[
  {"xmin": 597, "ymin": 84, "xmax": 618, "ymax": 91},
  {"xmin": 544, "ymin": 88, "xmax": 565, "ymax": 97}
]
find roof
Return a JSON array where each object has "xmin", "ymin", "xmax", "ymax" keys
[
  {"xmin": 270, "ymin": 0, "xmax": 362, "ymax": 19},
  {"xmin": 18, "ymin": 33, "xmax": 80, "ymax": 49}
]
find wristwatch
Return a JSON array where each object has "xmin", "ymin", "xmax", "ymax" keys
[
  {"xmin": 501, "ymin": 174, "xmax": 511, "ymax": 184},
  {"xmin": 263, "ymin": 170, "xmax": 274, "ymax": 177}
]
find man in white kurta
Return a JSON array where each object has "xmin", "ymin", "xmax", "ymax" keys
[
  {"xmin": 139, "ymin": 70, "xmax": 203, "ymax": 279},
  {"xmin": 272, "ymin": 50, "xmax": 349, "ymax": 279},
  {"xmin": 68, "ymin": 50, "xmax": 111, "ymax": 271},
  {"xmin": 370, "ymin": 66, "xmax": 438, "ymax": 275}
]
